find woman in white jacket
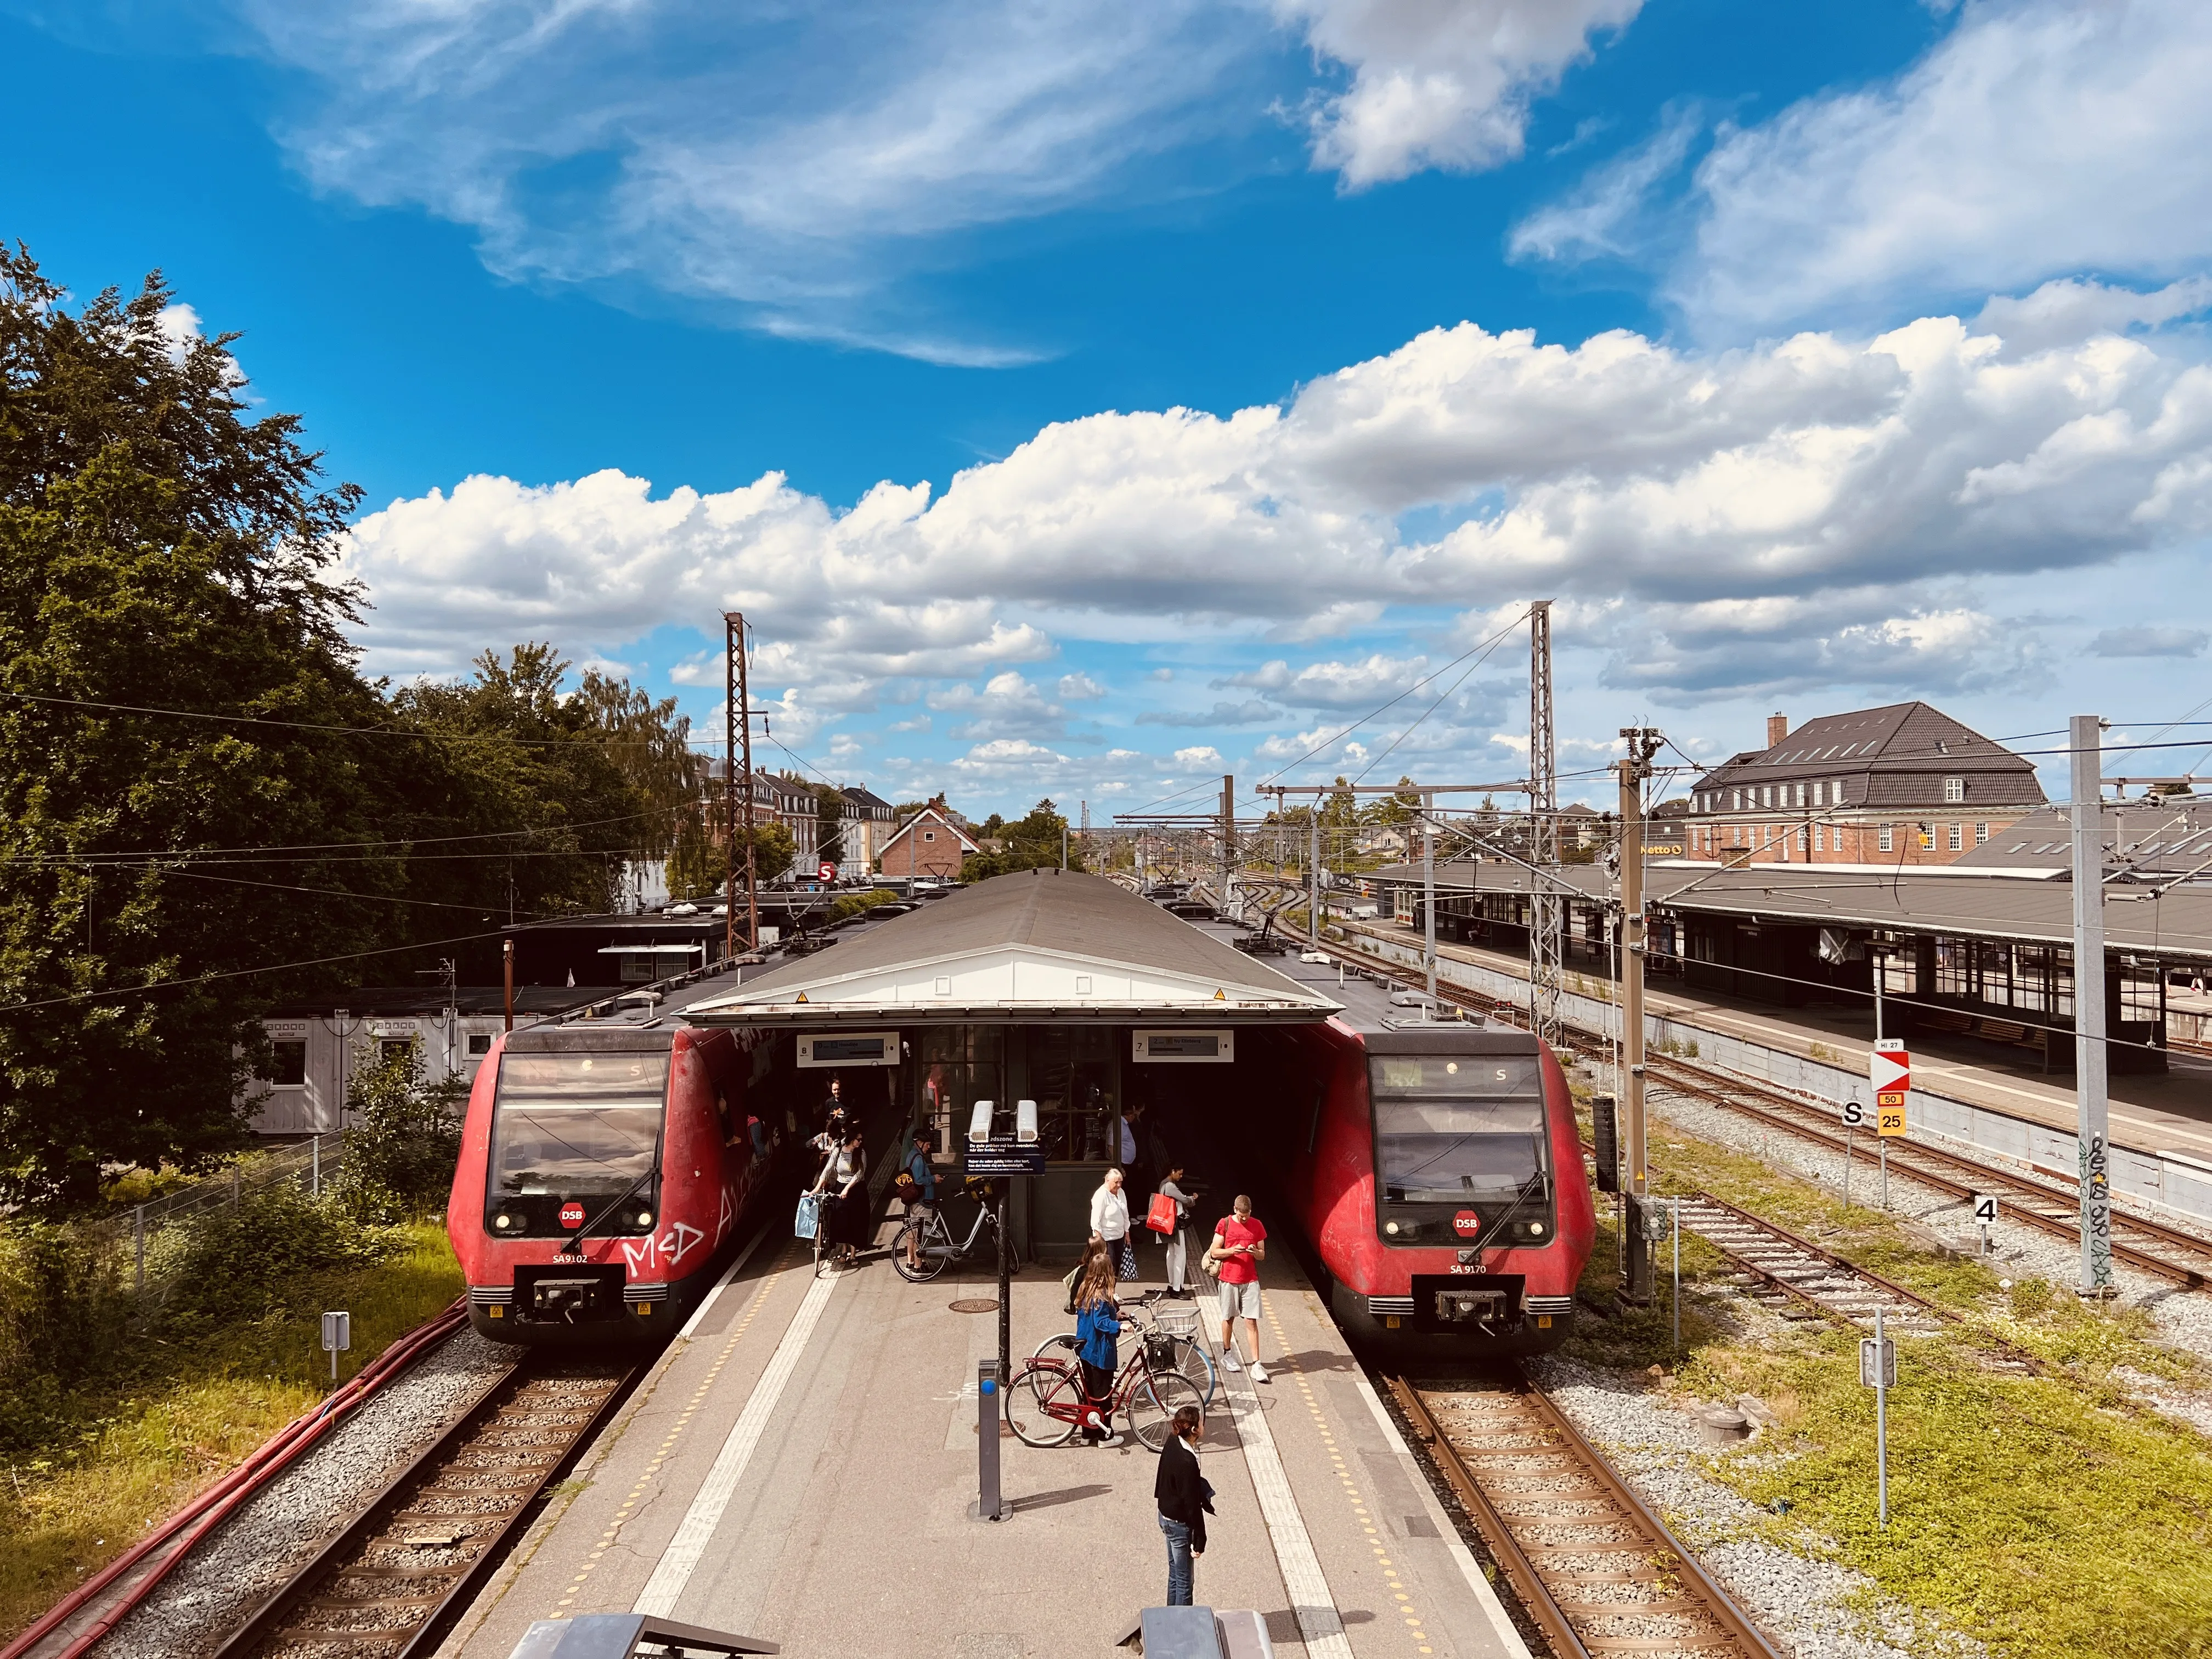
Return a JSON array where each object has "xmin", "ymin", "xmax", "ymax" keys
[{"xmin": 1091, "ymin": 1166, "xmax": 1135, "ymax": 1283}]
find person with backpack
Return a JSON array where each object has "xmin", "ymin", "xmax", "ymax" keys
[
  {"xmin": 814, "ymin": 1125, "xmax": 869, "ymax": 1268},
  {"xmin": 1073, "ymin": 1256, "xmax": 1124, "ymax": 1447},
  {"xmin": 895, "ymin": 1130, "xmax": 939, "ymax": 1274},
  {"xmin": 1154, "ymin": 1404, "xmax": 1212, "ymax": 1605},
  {"xmin": 1151, "ymin": 1163, "xmax": 1197, "ymax": 1298}
]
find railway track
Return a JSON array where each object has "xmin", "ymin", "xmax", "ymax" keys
[
  {"xmin": 1387, "ymin": 1372, "xmax": 1781, "ymax": 1659},
  {"xmin": 215, "ymin": 1355, "xmax": 641, "ymax": 1659},
  {"xmin": 1254, "ymin": 897, "xmax": 2212, "ymax": 1293}
]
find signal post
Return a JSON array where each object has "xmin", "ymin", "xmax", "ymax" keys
[{"xmin": 1617, "ymin": 727, "xmax": 1662, "ymax": 1302}]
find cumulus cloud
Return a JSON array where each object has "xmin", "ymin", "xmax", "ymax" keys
[
  {"xmin": 1280, "ymin": 0, "xmax": 1642, "ymax": 187},
  {"xmin": 2089, "ymin": 625, "xmax": 2209, "ymax": 658},
  {"xmin": 1674, "ymin": 0, "xmax": 2212, "ymax": 334},
  {"xmin": 928, "ymin": 672, "xmax": 1069, "ymax": 740},
  {"xmin": 343, "ymin": 298, "xmax": 2212, "ymax": 718}
]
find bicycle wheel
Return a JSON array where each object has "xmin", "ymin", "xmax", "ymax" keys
[
  {"xmin": 1167, "ymin": 1335, "xmax": 1216, "ymax": 1407},
  {"xmin": 890, "ymin": 1222, "xmax": 945, "ymax": 1283},
  {"xmin": 1003, "ymin": 1362, "xmax": 1080, "ymax": 1448},
  {"xmin": 1128, "ymin": 1367, "xmax": 1204, "ymax": 1452}
]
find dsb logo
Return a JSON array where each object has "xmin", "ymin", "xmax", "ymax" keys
[
  {"xmin": 1453, "ymin": 1209, "xmax": 1482, "ymax": 1237},
  {"xmin": 558, "ymin": 1200, "xmax": 586, "ymax": 1229}
]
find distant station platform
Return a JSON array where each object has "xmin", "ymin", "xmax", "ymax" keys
[
  {"xmin": 437, "ymin": 1229, "xmax": 1528, "ymax": 1659},
  {"xmin": 1340, "ymin": 916, "xmax": 2212, "ymax": 1175}
]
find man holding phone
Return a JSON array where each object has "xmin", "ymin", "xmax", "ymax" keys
[{"xmin": 1205, "ymin": 1194, "xmax": 1268, "ymax": 1384}]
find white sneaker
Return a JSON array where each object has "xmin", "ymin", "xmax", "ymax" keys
[
  {"xmin": 1250, "ymin": 1362, "xmax": 1271, "ymax": 1385},
  {"xmin": 1096, "ymin": 1433, "xmax": 1126, "ymax": 1448},
  {"xmin": 1222, "ymin": 1355, "xmax": 1243, "ymax": 1374}
]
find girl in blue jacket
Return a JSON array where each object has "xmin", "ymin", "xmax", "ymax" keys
[{"xmin": 1074, "ymin": 1256, "xmax": 1124, "ymax": 1447}]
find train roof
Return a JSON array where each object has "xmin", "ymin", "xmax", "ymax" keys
[
  {"xmin": 1186, "ymin": 915, "xmax": 1541, "ymax": 1053},
  {"xmin": 684, "ymin": 870, "xmax": 1341, "ymax": 1027}
]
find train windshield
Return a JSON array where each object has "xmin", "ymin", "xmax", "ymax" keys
[
  {"xmin": 490, "ymin": 1052, "xmax": 669, "ymax": 1197},
  {"xmin": 1370, "ymin": 1055, "xmax": 1545, "ymax": 1205}
]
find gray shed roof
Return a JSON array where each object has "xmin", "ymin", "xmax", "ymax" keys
[
  {"xmin": 684, "ymin": 869, "xmax": 1341, "ymax": 1025},
  {"xmin": 1691, "ymin": 701, "xmax": 2045, "ymax": 808}
]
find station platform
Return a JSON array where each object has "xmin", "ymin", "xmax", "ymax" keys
[
  {"xmin": 436, "ymin": 1218, "xmax": 1528, "ymax": 1659},
  {"xmin": 1341, "ymin": 918, "xmax": 2212, "ymax": 1171}
]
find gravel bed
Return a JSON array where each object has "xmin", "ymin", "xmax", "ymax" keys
[
  {"xmin": 1639, "ymin": 1076, "xmax": 2212, "ymax": 1368},
  {"xmin": 1530, "ymin": 1353, "xmax": 1985, "ymax": 1659},
  {"xmin": 95, "ymin": 1328, "xmax": 515, "ymax": 1659}
]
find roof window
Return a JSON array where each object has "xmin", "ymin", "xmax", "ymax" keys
[{"xmin": 1943, "ymin": 776, "xmax": 1965, "ymax": 803}]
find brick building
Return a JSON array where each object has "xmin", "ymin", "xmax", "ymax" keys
[
  {"xmin": 1683, "ymin": 702, "xmax": 2045, "ymax": 866},
  {"xmin": 876, "ymin": 797, "xmax": 978, "ymax": 880}
]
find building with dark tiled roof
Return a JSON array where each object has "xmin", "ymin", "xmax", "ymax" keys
[{"xmin": 1684, "ymin": 703, "xmax": 2045, "ymax": 866}]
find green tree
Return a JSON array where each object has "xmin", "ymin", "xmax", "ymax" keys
[
  {"xmin": 961, "ymin": 799, "xmax": 1077, "ymax": 879},
  {"xmin": 0, "ymin": 250, "xmax": 417, "ymax": 1207}
]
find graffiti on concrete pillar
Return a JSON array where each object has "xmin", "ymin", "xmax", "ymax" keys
[{"xmin": 2080, "ymin": 1132, "xmax": 2113, "ymax": 1289}]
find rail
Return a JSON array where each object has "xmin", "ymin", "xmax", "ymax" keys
[
  {"xmin": 212, "ymin": 1353, "xmax": 644, "ymax": 1659},
  {"xmin": 1387, "ymin": 1370, "xmax": 1783, "ymax": 1659},
  {"xmin": 1, "ymin": 1302, "xmax": 466, "ymax": 1659},
  {"xmin": 1251, "ymin": 895, "xmax": 2212, "ymax": 1295}
]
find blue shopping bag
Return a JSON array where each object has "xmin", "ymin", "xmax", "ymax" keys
[{"xmin": 794, "ymin": 1190, "xmax": 822, "ymax": 1240}]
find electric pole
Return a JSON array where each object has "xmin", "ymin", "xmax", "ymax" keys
[
  {"xmin": 1220, "ymin": 774, "xmax": 1235, "ymax": 907},
  {"xmin": 1528, "ymin": 601, "xmax": 1564, "ymax": 1045},
  {"xmin": 2070, "ymin": 714, "xmax": 2114, "ymax": 1295},
  {"xmin": 725, "ymin": 612, "xmax": 760, "ymax": 955},
  {"xmin": 1618, "ymin": 725, "xmax": 1663, "ymax": 1301}
]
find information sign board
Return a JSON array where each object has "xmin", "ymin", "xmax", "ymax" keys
[
  {"xmin": 1870, "ymin": 1040, "xmax": 1910, "ymax": 1094},
  {"xmin": 963, "ymin": 1137, "xmax": 1046, "ymax": 1177},
  {"xmin": 1841, "ymin": 1098, "xmax": 1870, "ymax": 1131},
  {"xmin": 1971, "ymin": 1194, "xmax": 1998, "ymax": 1226},
  {"xmin": 1876, "ymin": 1099, "xmax": 1907, "ymax": 1137}
]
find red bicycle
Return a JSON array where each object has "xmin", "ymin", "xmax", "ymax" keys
[{"xmin": 1004, "ymin": 1330, "xmax": 1204, "ymax": 1451}]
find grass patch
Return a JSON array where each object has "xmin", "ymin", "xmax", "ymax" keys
[
  {"xmin": 1565, "ymin": 1085, "xmax": 2212, "ymax": 1658},
  {"xmin": 0, "ymin": 1221, "xmax": 461, "ymax": 1642}
]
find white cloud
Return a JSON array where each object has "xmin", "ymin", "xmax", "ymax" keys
[
  {"xmin": 928, "ymin": 672, "xmax": 1069, "ymax": 740},
  {"xmin": 1676, "ymin": 0, "xmax": 2212, "ymax": 334},
  {"xmin": 1136, "ymin": 699, "xmax": 1286, "ymax": 728},
  {"xmin": 1507, "ymin": 103, "xmax": 1698, "ymax": 264},
  {"xmin": 344, "ymin": 297, "xmax": 2212, "ymax": 717},
  {"xmin": 1279, "ymin": 0, "xmax": 1642, "ymax": 187},
  {"xmin": 1976, "ymin": 277, "xmax": 2212, "ymax": 357},
  {"xmin": 2089, "ymin": 625, "xmax": 2208, "ymax": 658},
  {"xmin": 1057, "ymin": 672, "xmax": 1109, "ymax": 701}
]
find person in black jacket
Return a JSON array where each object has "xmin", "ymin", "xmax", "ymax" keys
[{"xmin": 1153, "ymin": 1404, "xmax": 1213, "ymax": 1606}]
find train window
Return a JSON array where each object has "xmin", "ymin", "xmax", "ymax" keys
[
  {"xmin": 1369, "ymin": 1055, "xmax": 1545, "ymax": 1208},
  {"xmin": 487, "ymin": 1052, "xmax": 669, "ymax": 1230}
]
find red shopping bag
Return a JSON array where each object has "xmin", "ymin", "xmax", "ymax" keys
[{"xmin": 1146, "ymin": 1192, "xmax": 1179, "ymax": 1234}]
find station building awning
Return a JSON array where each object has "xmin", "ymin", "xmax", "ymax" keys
[{"xmin": 684, "ymin": 870, "xmax": 1341, "ymax": 1026}]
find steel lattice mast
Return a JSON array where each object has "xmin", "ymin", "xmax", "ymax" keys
[{"xmin": 1527, "ymin": 600, "xmax": 1565, "ymax": 1045}]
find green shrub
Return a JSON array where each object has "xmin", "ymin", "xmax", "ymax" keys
[
  {"xmin": 153, "ymin": 1181, "xmax": 404, "ymax": 1328},
  {"xmin": 332, "ymin": 1040, "xmax": 464, "ymax": 1222},
  {"xmin": 828, "ymin": 887, "xmax": 900, "ymax": 924},
  {"xmin": 0, "ymin": 1221, "xmax": 125, "ymax": 1451}
]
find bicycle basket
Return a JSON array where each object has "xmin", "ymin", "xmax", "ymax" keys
[
  {"xmin": 1144, "ymin": 1332, "xmax": 1178, "ymax": 1371},
  {"xmin": 1153, "ymin": 1305, "xmax": 1199, "ymax": 1340}
]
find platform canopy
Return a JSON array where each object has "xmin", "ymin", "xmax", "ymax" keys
[{"xmin": 684, "ymin": 870, "xmax": 1340, "ymax": 1027}]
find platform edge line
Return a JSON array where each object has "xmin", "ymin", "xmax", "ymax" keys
[{"xmin": 1220, "ymin": 1371, "xmax": 1356, "ymax": 1659}]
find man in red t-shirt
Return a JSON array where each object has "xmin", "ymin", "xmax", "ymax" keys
[{"xmin": 1206, "ymin": 1194, "xmax": 1268, "ymax": 1384}]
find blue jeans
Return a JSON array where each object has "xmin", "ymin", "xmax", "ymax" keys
[{"xmin": 1159, "ymin": 1514, "xmax": 1194, "ymax": 1606}]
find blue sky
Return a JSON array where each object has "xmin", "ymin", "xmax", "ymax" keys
[{"xmin": 7, "ymin": 0, "xmax": 2211, "ymax": 818}]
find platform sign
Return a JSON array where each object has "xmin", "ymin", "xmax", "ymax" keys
[
  {"xmin": 1876, "ymin": 1099, "xmax": 1907, "ymax": 1137},
  {"xmin": 817, "ymin": 861, "xmax": 837, "ymax": 882},
  {"xmin": 1840, "ymin": 1098, "xmax": 1871, "ymax": 1131},
  {"xmin": 797, "ymin": 1031, "xmax": 900, "ymax": 1068},
  {"xmin": 963, "ymin": 1136, "xmax": 1046, "ymax": 1177},
  {"xmin": 321, "ymin": 1310, "xmax": 350, "ymax": 1381},
  {"xmin": 1971, "ymin": 1194, "xmax": 1999, "ymax": 1226},
  {"xmin": 1859, "ymin": 1334, "xmax": 1896, "ymax": 1389}
]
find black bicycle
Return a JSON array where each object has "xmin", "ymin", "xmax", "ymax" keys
[{"xmin": 891, "ymin": 1193, "xmax": 1019, "ymax": 1282}]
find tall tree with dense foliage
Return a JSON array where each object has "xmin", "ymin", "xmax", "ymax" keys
[{"xmin": 0, "ymin": 250, "xmax": 404, "ymax": 1205}]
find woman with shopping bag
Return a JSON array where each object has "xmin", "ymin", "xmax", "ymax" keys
[
  {"xmin": 1149, "ymin": 1163, "xmax": 1196, "ymax": 1298},
  {"xmin": 1090, "ymin": 1165, "xmax": 1136, "ymax": 1283}
]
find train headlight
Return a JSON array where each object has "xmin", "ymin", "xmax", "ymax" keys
[
  {"xmin": 493, "ymin": 1213, "xmax": 513, "ymax": 1230},
  {"xmin": 635, "ymin": 1210, "xmax": 654, "ymax": 1228},
  {"xmin": 1528, "ymin": 1221, "xmax": 1545, "ymax": 1236},
  {"xmin": 1384, "ymin": 1220, "xmax": 1400, "ymax": 1236}
]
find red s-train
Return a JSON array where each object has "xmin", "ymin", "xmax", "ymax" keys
[
  {"xmin": 447, "ymin": 981, "xmax": 789, "ymax": 1344},
  {"xmin": 1233, "ymin": 951, "xmax": 1595, "ymax": 1355}
]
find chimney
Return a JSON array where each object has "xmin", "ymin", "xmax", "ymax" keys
[{"xmin": 1767, "ymin": 713, "xmax": 1788, "ymax": 749}]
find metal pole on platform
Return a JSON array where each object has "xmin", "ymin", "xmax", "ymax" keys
[
  {"xmin": 1421, "ymin": 791, "xmax": 1437, "ymax": 1012},
  {"xmin": 1620, "ymin": 731, "xmax": 1658, "ymax": 1302},
  {"xmin": 997, "ymin": 1187, "xmax": 1012, "ymax": 1387},
  {"xmin": 1881, "ymin": 1139, "xmax": 1888, "ymax": 1212},
  {"xmin": 2070, "ymin": 713, "xmax": 2114, "ymax": 1296},
  {"xmin": 975, "ymin": 1358, "xmax": 1005, "ymax": 1522}
]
